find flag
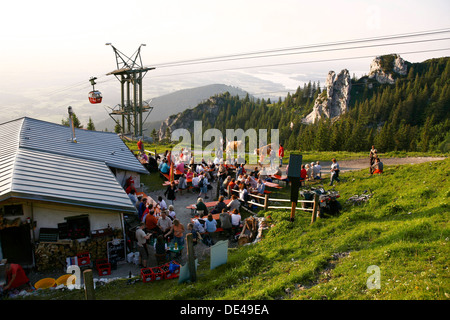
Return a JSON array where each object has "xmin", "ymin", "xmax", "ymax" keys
[{"xmin": 168, "ymin": 151, "xmax": 174, "ymax": 182}]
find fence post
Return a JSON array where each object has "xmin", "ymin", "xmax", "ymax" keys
[
  {"xmin": 290, "ymin": 202, "xmax": 296, "ymax": 222},
  {"xmin": 83, "ymin": 269, "xmax": 95, "ymax": 300},
  {"xmin": 186, "ymin": 233, "xmax": 197, "ymax": 282},
  {"xmin": 264, "ymin": 193, "xmax": 269, "ymax": 211},
  {"xmin": 311, "ymin": 193, "xmax": 319, "ymax": 224}
]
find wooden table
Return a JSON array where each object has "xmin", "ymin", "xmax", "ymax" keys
[
  {"xmin": 185, "ymin": 199, "xmax": 232, "ymax": 211},
  {"xmin": 263, "ymin": 181, "xmax": 283, "ymax": 189}
]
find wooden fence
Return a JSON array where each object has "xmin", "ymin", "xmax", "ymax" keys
[{"xmin": 230, "ymin": 188, "xmax": 320, "ymax": 224}]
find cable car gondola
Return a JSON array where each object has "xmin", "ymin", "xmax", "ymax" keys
[{"xmin": 88, "ymin": 77, "xmax": 102, "ymax": 104}]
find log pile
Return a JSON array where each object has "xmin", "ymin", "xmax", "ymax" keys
[{"xmin": 34, "ymin": 229, "xmax": 123, "ymax": 272}]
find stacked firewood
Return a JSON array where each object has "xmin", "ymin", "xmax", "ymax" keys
[{"xmin": 34, "ymin": 229, "xmax": 123, "ymax": 272}]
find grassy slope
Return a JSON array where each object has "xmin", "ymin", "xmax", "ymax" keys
[
  {"xmin": 23, "ymin": 153, "xmax": 449, "ymax": 300},
  {"xmin": 166, "ymin": 157, "xmax": 449, "ymax": 300}
]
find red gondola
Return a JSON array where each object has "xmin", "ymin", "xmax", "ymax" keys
[
  {"xmin": 88, "ymin": 90, "xmax": 102, "ymax": 104},
  {"xmin": 88, "ymin": 77, "xmax": 102, "ymax": 104}
]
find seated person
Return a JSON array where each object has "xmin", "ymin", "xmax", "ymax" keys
[
  {"xmin": 300, "ymin": 165, "xmax": 307, "ymax": 181},
  {"xmin": 2, "ymin": 263, "xmax": 33, "ymax": 294},
  {"xmin": 219, "ymin": 209, "xmax": 233, "ymax": 238},
  {"xmin": 157, "ymin": 196, "xmax": 168, "ymax": 211},
  {"xmin": 147, "ymin": 156, "xmax": 158, "ymax": 171},
  {"xmin": 313, "ymin": 162, "xmax": 321, "ymax": 179},
  {"xmin": 371, "ymin": 158, "xmax": 384, "ymax": 174},
  {"xmin": 227, "ymin": 194, "xmax": 241, "ymax": 212},
  {"xmin": 178, "ymin": 174, "xmax": 187, "ymax": 194},
  {"xmin": 159, "ymin": 160, "xmax": 170, "ymax": 174},
  {"xmin": 210, "ymin": 195, "xmax": 227, "ymax": 214},
  {"xmin": 255, "ymin": 178, "xmax": 265, "ymax": 195},
  {"xmin": 305, "ymin": 164, "xmax": 313, "ymax": 180},
  {"xmin": 168, "ymin": 205, "xmax": 177, "ymax": 220},
  {"xmin": 191, "ymin": 173, "xmax": 200, "ymax": 189},
  {"xmin": 195, "ymin": 197, "xmax": 208, "ymax": 217},
  {"xmin": 139, "ymin": 152, "xmax": 148, "ymax": 163},
  {"xmin": 231, "ymin": 209, "xmax": 242, "ymax": 229},
  {"xmin": 192, "ymin": 218, "xmax": 205, "ymax": 234},
  {"xmin": 227, "ymin": 178, "xmax": 236, "ymax": 197},
  {"xmin": 238, "ymin": 183, "xmax": 249, "ymax": 203},
  {"xmin": 204, "ymin": 213, "xmax": 217, "ymax": 233}
]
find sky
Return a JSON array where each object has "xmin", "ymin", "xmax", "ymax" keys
[{"xmin": 1, "ymin": 0, "xmax": 449, "ymax": 128}]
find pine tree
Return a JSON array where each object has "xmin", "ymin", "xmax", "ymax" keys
[
  {"xmin": 87, "ymin": 117, "xmax": 95, "ymax": 131},
  {"xmin": 61, "ymin": 113, "xmax": 82, "ymax": 128},
  {"xmin": 151, "ymin": 129, "xmax": 158, "ymax": 142}
]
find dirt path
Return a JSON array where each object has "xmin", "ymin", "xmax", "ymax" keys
[{"xmin": 318, "ymin": 156, "xmax": 446, "ymax": 173}]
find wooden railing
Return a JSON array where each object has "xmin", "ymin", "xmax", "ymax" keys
[{"xmin": 230, "ymin": 189, "xmax": 320, "ymax": 224}]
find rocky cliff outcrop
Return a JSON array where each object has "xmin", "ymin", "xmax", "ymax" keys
[
  {"xmin": 303, "ymin": 54, "xmax": 408, "ymax": 124},
  {"xmin": 368, "ymin": 54, "xmax": 408, "ymax": 84},
  {"xmin": 303, "ymin": 69, "xmax": 351, "ymax": 124}
]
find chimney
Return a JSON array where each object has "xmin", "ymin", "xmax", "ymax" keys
[{"xmin": 68, "ymin": 106, "xmax": 77, "ymax": 143}]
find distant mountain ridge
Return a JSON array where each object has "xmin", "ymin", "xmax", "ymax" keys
[
  {"xmin": 96, "ymin": 84, "xmax": 250, "ymax": 133},
  {"xmin": 155, "ymin": 54, "xmax": 450, "ymax": 153}
]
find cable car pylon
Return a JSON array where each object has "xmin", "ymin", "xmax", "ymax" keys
[{"xmin": 105, "ymin": 43, "xmax": 155, "ymax": 138}]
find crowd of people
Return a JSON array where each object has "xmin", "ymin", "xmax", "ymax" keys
[{"xmin": 127, "ymin": 141, "xmax": 384, "ymax": 268}]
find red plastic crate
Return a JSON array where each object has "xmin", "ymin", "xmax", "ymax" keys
[
  {"xmin": 141, "ymin": 268, "xmax": 154, "ymax": 283},
  {"xmin": 77, "ymin": 252, "xmax": 91, "ymax": 266},
  {"xmin": 96, "ymin": 259, "xmax": 111, "ymax": 276},
  {"xmin": 150, "ymin": 267, "xmax": 164, "ymax": 281},
  {"xmin": 162, "ymin": 261, "xmax": 180, "ymax": 279},
  {"xmin": 170, "ymin": 261, "xmax": 180, "ymax": 275},
  {"xmin": 97, "ymin": 264, "xmax": 111, "ymax": 276},
  {"xmin": 160, "ymin": 263, "xmax": 173, "ymax": 279}
]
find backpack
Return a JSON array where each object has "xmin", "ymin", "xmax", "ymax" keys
[{"xmin": 198, "ymin": 178, "xmax": 204, "ymax": 188}]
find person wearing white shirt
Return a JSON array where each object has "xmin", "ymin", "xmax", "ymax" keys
[
  {"xmin": 192, "ymin": 174, "xmax": 200, "ymax": 187},
  {"xmin": 314, "ymin": 161, "xmax": 322, "ymax": 179},
  {"xmin": 231, "ymin": 209, "xmax": 241, "ymax": 228},
  {"xmin": 157, "ymin": 196, "xmax": 168, "ymax": 211},
  {"xmin": 329, "ymin": 158, "xmax": 340, "ymax": 186}
]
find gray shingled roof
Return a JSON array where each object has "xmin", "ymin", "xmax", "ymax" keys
[{"xmin": 0, "ymin": 117, "xmax": 147, "ymax": 212}]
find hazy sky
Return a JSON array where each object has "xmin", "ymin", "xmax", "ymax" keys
[{"xmin": 1, "ymin": 0, "xmax": 449, "ymax": 127}]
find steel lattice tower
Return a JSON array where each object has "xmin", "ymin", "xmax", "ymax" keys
[{"xmin": 105, "ymin": 43, "xmax": 155, "ymax": 137}]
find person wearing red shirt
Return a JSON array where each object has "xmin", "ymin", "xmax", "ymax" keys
[
  {"xmin": 145, "ymin": 211, "xmax": 159, "ymax": 234},
  {"xmin": 300, "ymin": 164, "xmax": 307, "ymax": 181},
  {"xmin": 137, "ymin": 138, "xmax": 143, "ymax": 152},
  {"xmin": 2, "ymin": 263, "xmax": 32, "ymax": 293},
  {"xmin": 278, "ymin": 144, "xmax": 285, "ymax": 167}
]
